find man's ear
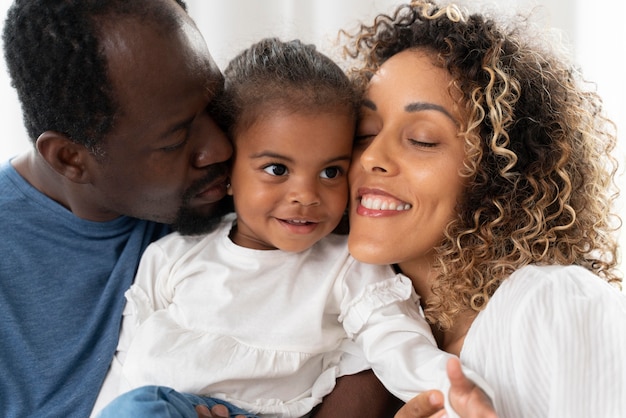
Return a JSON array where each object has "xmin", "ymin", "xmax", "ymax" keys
[{"xmin": 36, "ymin": 131, "xmax": 92, "ymax": 184}]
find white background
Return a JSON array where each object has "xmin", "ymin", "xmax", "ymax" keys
[{"xmin": 1, "ymin": 0, "xmax": 624, "ymax": 272}]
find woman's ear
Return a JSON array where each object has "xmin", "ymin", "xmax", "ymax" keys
[{"xmin": 36, "ymin": 131, "xmax": 92, "ymax": 184}]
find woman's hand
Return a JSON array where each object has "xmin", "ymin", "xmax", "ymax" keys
[
  {"xmin": 446, "ymin": 357, "xmax": 496, "ymax": 417},
  {"xmin": 395, "ymin": 358, "xmax": 497, "ymax": 418}
]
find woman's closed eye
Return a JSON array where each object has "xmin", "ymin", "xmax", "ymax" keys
[
  {"xmin": 407, "ymin": 137, "xmax": 437, "ymax": 148},
  {"xmin": 355, "ymin": 133, "xmax": 376, "ymax": 142},
  {"xmin": 354, "ymin": 134, "xmax": 376, "ymax": 149}
]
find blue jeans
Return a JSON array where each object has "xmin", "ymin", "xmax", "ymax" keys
[{"xmin": 98, "ymin": 385, "xmax": 259, "ymax": 418}]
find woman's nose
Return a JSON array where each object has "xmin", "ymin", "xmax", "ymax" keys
[{"xmin": 358, "ymin": 134, "xmax": 394, "ymax": 174}]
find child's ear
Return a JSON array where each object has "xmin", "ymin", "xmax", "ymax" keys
[{"xmin": 36, "ymin": 131, "xmax": 92, "ymax": 184}]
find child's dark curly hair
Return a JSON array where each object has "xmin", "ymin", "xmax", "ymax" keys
[{"xmin": 221, "ymin": 37, "xmax": 359, "ymax": 139}]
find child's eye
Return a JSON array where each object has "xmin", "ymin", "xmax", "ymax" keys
[
  {"xmin": 320, "ymin": 166, "xmax": 343, "ymax": 179},
  {"xmin": 263, "ymin": 164, "xmax": 288, "ymax": 176}
]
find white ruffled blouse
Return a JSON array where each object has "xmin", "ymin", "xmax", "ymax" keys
[{"xmin": 98, "ymin": 214, "xmax": 478, "ymax": 417}]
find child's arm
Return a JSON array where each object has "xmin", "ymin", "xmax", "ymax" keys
[{"xmin": 340, "ymin": 270, "xmax": 494, "ymax": 417}]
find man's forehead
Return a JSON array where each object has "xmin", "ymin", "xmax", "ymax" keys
[{"xmin": 101, "ymin": 16, "xmax": 216, "ymax": 82}]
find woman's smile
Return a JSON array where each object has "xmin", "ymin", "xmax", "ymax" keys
[{"xmin": 356, "ymin": 188, "xmax": 412, "ymax": 216}]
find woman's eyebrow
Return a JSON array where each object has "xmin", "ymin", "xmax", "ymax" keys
[
  {"xmin": 361, "ymin": 99, "xmax": 459, "ymax": 126},
  {"xmin": 405, "ymin": 102, "xmax": 457, "ymax": 125}
]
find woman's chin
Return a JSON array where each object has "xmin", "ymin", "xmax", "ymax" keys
[{"xmin": 348, "ymin": 235, "xmax": 394, "ymax": 265}]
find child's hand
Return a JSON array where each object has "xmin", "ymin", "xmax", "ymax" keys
[{"xmin": 195, "ymin": 404, "xmax": 247, "ymax": 418}]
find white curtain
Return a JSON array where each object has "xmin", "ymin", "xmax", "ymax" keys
[
  {"xmin": 186, "ymin": 0, "xmax": 401, "ymax": 69},
  {"xmin": 1, "ymin": 0, "xmax": 624, "ymax": 269}
]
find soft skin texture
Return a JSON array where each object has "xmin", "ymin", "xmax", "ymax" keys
[
  {"xmin": 228, "ymin": 110, "xmax": 353, "ymax": 252},
  {"xmin": 349, "ymin": 50, "xmax": 466, "ymax": 307}
]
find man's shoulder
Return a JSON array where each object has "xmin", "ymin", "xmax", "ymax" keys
[{"xmin": 0, "ymin": 159, "xmax": 22, "ymax": 194}]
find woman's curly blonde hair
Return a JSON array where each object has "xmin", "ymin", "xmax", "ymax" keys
[{"xmin": 344, "ymin": 0, "xmax": 622, "ymax": 330}]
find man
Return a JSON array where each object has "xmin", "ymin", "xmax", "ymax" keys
[
  {"xmin": 1, "ymin": 1, "xmax": 230, "ymax": 416},
  {"xmin": 1, "ymin": 1, "xmax": 394, "ymax": 417}
]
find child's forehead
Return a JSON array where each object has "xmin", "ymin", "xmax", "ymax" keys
[
  {"xmin": 234, "ymin": 111, "xmax": 355, "ymax": 158},
  {"xmin": 237, "ymin": 104, "xmax": 354, "ymax": 136},
  {"xmin": 247, "ymin": 97, "xmax": 355, "ymax": 119}
]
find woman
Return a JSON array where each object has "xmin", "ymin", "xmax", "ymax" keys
[{"xmin": 344, "ymin": 1, "xmax": 626, "ymax": 416}]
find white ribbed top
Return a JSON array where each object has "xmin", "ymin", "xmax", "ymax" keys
[{"xmin": 462, "ymin": 264, "xmax": 626, "ymax": 417}]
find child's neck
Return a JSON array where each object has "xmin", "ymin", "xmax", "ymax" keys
[{"xmin": 229, "ymin": 223, "xmax": 278, "ymax": 250}]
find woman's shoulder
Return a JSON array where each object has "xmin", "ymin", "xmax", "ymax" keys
[
  {"xmin": 467, "ymin": 265, "xmax": 622, "ymax": 337},
  {"xmin": 501, "ymin": 264, "xmax": 621, "ymax": 302},
  {"xmin": 463, "ymin": 265, "xmax": 626, "ymax": 416},
  {"xmin": 473, "ymin": 264, "xmax": 625, "ymax": 331}
]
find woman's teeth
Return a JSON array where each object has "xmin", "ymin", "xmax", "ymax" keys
[{"xmin": 361, "ymin": 196, "xmax": 412, "ymax": 211}]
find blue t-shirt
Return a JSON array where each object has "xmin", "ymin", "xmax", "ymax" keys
[{"xmin": 0, "ymin": 160, "xmax": 169, "ymax": 417}]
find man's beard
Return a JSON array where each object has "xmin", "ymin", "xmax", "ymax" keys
[
  {"xmin": 171, "ymin": 195, "xmax": 234, "ymax": 235},
  {"xmin": 170, "ymin": 162, "xmax": 234, "ymax": 235}
]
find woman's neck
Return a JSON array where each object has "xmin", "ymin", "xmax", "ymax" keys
[
  {"xmin": 430, "ymin": 313, "xmax": 475, "ymax": 356},
  {"xmin": 396, "ymin": 259, "xmax": 475, "ymax": 357},
  {"xmin": 395, "ymin": 259, "xmax": 434, "ymax": 306}
]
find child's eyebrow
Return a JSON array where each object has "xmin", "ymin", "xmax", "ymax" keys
[
  {"xmin": 250, "ymin": 152, "xmax": 352, "ymax": 165},
  {"xmin": 324, "ymin": 155, "xmax": 352, "ymax": 165},
  {"xmin": 249, "ymin": 151, "xmax": 291, "ymax": 161}
]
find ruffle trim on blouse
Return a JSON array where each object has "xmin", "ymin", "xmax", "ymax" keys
[
  {"xmin": 124, "ymin": 285, "xmax": 156, "ymax": 325},
  {"xmin": 340, "ymin": 274, "xmax": 415, "ymax": 337}
]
